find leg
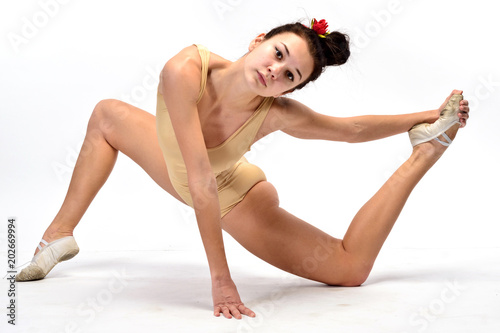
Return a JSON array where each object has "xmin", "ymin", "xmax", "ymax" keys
[
  {"xmin": 222, "ymin": 124, "xmax": 461, "ymax": 286},
  {"xmin": 222, "ymin": 181, "xmax": 364, "ymax": 286},
  {"xmin": 38, "ymin": 99, "xmax": 184, "ymax": 254},
  {"xmin": 341, "ymin": 125, "xmax": 460, "ymax": 267}
]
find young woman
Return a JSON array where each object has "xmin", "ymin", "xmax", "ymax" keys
[{"xmin": 16, "ymin": 19, "xmax": 469, "ymax": 320}]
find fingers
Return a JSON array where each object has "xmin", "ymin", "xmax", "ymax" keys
[
  {"xmin": 238, "ymin": 304, "xmax": 256, "ymax": 318},
  {"xmin": 214, "ymin": 305, "xmax": 233, "ymax": 319},
  {"xmin": 459, "ymin": 99, "xmax": 469, "ymax": 112},
  {"xmin": 439, "ymin": 90, "xmax": 470, "ymax": 128},
  {"xmin": 229, "ymin": 305, "xmax": 242, "ymax": 319},
  {"xmin": 458, "ymin": 114, "xmax": 469, "ymax": 127},
  {"xmin": 458, "ymin": 99, "xmax": 470, "ymax": 128},
  {"xmin": 214, "ymin": 303, "xmax": 255, "ymax": 319},
  {"xmin": 223, "ymin": 305, "xmax": 237, "ymax": 319}
]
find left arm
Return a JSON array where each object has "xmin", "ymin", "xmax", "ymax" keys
[{"xmin": 276, "ymin": 93, "xmax": 469, "ymax": 143}]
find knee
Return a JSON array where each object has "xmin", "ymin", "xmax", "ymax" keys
[
  {"xmin": 247, "ymin": 181, "xmax": 280, "ymax": 209},
  {"xmin": 89, "ymin": 99, "xmax": 128, "ymax": 133},
  {"xmin": 91, "ymin": 99, "xmax": 126, "ymax": 120}
]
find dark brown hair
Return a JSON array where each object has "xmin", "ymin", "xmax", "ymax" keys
[{"xmin": 263, "ymin": 22, "xmax": 350, "ymax": 91}]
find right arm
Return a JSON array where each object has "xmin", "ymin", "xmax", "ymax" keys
[{"xmin": 159, "ymin": 46, "xmax": 254, "ymax": 319}]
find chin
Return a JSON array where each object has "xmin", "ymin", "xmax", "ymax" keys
[
  {"xmin": 251, "ymin": 84, "xmax": 273, "ymax": 98},
  {"xmin": 258, "ymin": 91, "xmax": 277, "ymax": 98}
]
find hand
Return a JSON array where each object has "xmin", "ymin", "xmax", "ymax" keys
[
  {"xmin": 436, "ymin": 89, "xmax": 470, "ymax": 128},
  {"xmin": 212, "ymin": 277, "xmax": 255, "ymax": 319}
]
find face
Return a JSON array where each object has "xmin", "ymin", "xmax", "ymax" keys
[{"xmin": 245, "ymin": 32, "xmax": 315, "ymax": 97}]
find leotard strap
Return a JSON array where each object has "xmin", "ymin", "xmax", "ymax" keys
[{"xmin": 194, "ymin": 44, "xmax": 210, "ymax": 104}]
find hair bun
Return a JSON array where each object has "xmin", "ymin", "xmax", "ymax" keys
[{"xmin": 321, "ymin": 31, "xmax": 350, "ymax": 66}]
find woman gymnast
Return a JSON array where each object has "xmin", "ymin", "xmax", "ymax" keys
[{"xmin": 16, "ymin": 18, "xmax": 470, "ymax": 319}]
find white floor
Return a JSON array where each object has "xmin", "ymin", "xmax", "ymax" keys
[{"xmin": 2, "ymin": 248, "xmax": 499, "ymax": 333}]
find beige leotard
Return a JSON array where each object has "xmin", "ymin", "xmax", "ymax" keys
[{"xmin": 156, "ymin": 44, "xmax": 274, "ymax": 217}]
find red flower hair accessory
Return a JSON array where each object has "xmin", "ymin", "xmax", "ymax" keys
[{"xmin": 310, "ymin": 18, "xmax": 330, "ymax": 38}]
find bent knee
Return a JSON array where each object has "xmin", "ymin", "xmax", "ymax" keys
[
  {"xmin": 90, "ymin": 99, "xmax": 131, "ymax": 132},
  {"xmin": 92, "ymin": 99, "xmax": 130, "ymax": 119},
  {"xmin": 246, "ymin": 181, "xmax": 280, "ymax": 209}
]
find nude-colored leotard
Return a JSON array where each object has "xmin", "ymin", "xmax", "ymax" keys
[{"xmin": 156, "ymin": 44, "xmax": 274, "ymax": 217}]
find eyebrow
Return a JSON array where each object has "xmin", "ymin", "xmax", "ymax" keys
[{"xmin": 281, "ymin": 42, "xmax": 303, "ymax": 81}]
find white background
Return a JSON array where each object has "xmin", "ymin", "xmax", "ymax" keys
[{"xmin": 1, "ymin": 0, "xmax": 499, "ymax": 259}]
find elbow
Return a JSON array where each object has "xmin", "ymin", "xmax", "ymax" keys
[
  {"xmin": 188, "ymin": 172, "xmax": 216, "ymax": 191},
  {"xmin": 188, "ymin": 175, "xmax": 218, "ymax": 207}
]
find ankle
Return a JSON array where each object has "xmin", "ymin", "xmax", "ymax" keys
[
  {"xmin": 42, "ymin": 228, "xmax": 74, "ymax": 243},
  {"xmin": 34, "ymin": 228, "xmax": 73, "ymax": 256},
  {"xmin": 411, "ymin": 142, "xmax": 443, "ymax": 165}
]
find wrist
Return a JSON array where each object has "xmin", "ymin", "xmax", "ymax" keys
[
  {"xmin": 211, "ymin": 268, "xmax": 232, "ymax": 282},
  {"xmin": 211, "ymin": 272, "xmax": 233, "ymax": 287}
]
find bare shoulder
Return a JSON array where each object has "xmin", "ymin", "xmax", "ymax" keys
[
  {"xmin": 159, "ymin": 45, "xmax": 203, "ymax": 103},
  {"xmin": 166, "ymin": 45, "xmax": 229, "ymax": 74},
  {"xmin": 268, "ymin": 96, "xmax": 352, "ymax": 141},
  {"xmin": 160, "ymin": 45, "xmax": 229, "ymax": 101},
  {"xmin": 164, "ymin": 45, "xmax": 202, "ymax": 71},
  {"xmin": 268, "ymin": 97, "xmax": 315, "ymax": 132}
]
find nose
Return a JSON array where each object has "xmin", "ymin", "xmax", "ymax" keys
[{"xmin": 268, "ymin": 63, "xmax": 284, "ymax": 80}]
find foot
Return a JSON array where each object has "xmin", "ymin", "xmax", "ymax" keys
[
  {"xmin": 413, "ymin": 122, "xmax": 461, "ymax": 159},
  {"xmin": 33, "ymin": 228, "xmax": 74, "ymax": 256},
  {"xmin": 16, "ymin": 235, "xmax": 79, "ymax": 282},
  {"xmin": 409, "ymin": 90, "xmax": 469, "ymax": 152},
  {"xmin": 437, "ymin": 90, "xmax": 470, "ymax": 129}
]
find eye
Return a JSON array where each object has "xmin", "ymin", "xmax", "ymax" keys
[
  {"xmin": 275, "ymin": 47, "xmax": 283, "ymax": 59},
  {"xmin": 287, "ymin": 71, "xmax": 294, "ymax": 81}
]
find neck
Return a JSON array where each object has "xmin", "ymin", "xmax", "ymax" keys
[{"xmin": 210, "ymin": 56, "xmax": 266, "ymax": 112}]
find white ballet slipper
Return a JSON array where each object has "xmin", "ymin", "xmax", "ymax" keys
[
  {"xmin": 409, "ymin": 94, "xmax": 463, "ymax": 147},
  {"xmin": 16, "ymin": 236, "xmax": 79, "ymax": 282}
]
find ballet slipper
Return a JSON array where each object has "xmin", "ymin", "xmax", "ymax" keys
[
  {"xmin": 409, "ymin": 94, "xmax": 463, "ymax": 147},
  {"xmin": 16, "ymin": 236, "xmax": 79, "ymax": 282}
]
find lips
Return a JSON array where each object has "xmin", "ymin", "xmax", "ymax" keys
[{"xmin": 257, "ymin": 71, "xmax": 267, "ymax": 87}]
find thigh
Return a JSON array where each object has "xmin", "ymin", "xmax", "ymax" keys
[
  {"xmin": 221, "ymin": 181, "xmax": 357, "ymax": 285},
  {"xmin": 97, "ymin": 99, "xmax": 186, "ymax": 204}
]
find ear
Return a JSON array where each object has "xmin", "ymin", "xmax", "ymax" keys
[{"xmin": 248, "ymin": 33, "xmax": 266, "ymax": 51}]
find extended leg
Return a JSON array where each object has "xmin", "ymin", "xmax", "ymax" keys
[
  {"xmin": 222, "ymin": 124, "xmax": 461, "ymax": 286},
  {"xmin": 341, "ymin": 125, "xmax": 460, "ymax": 268}
]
